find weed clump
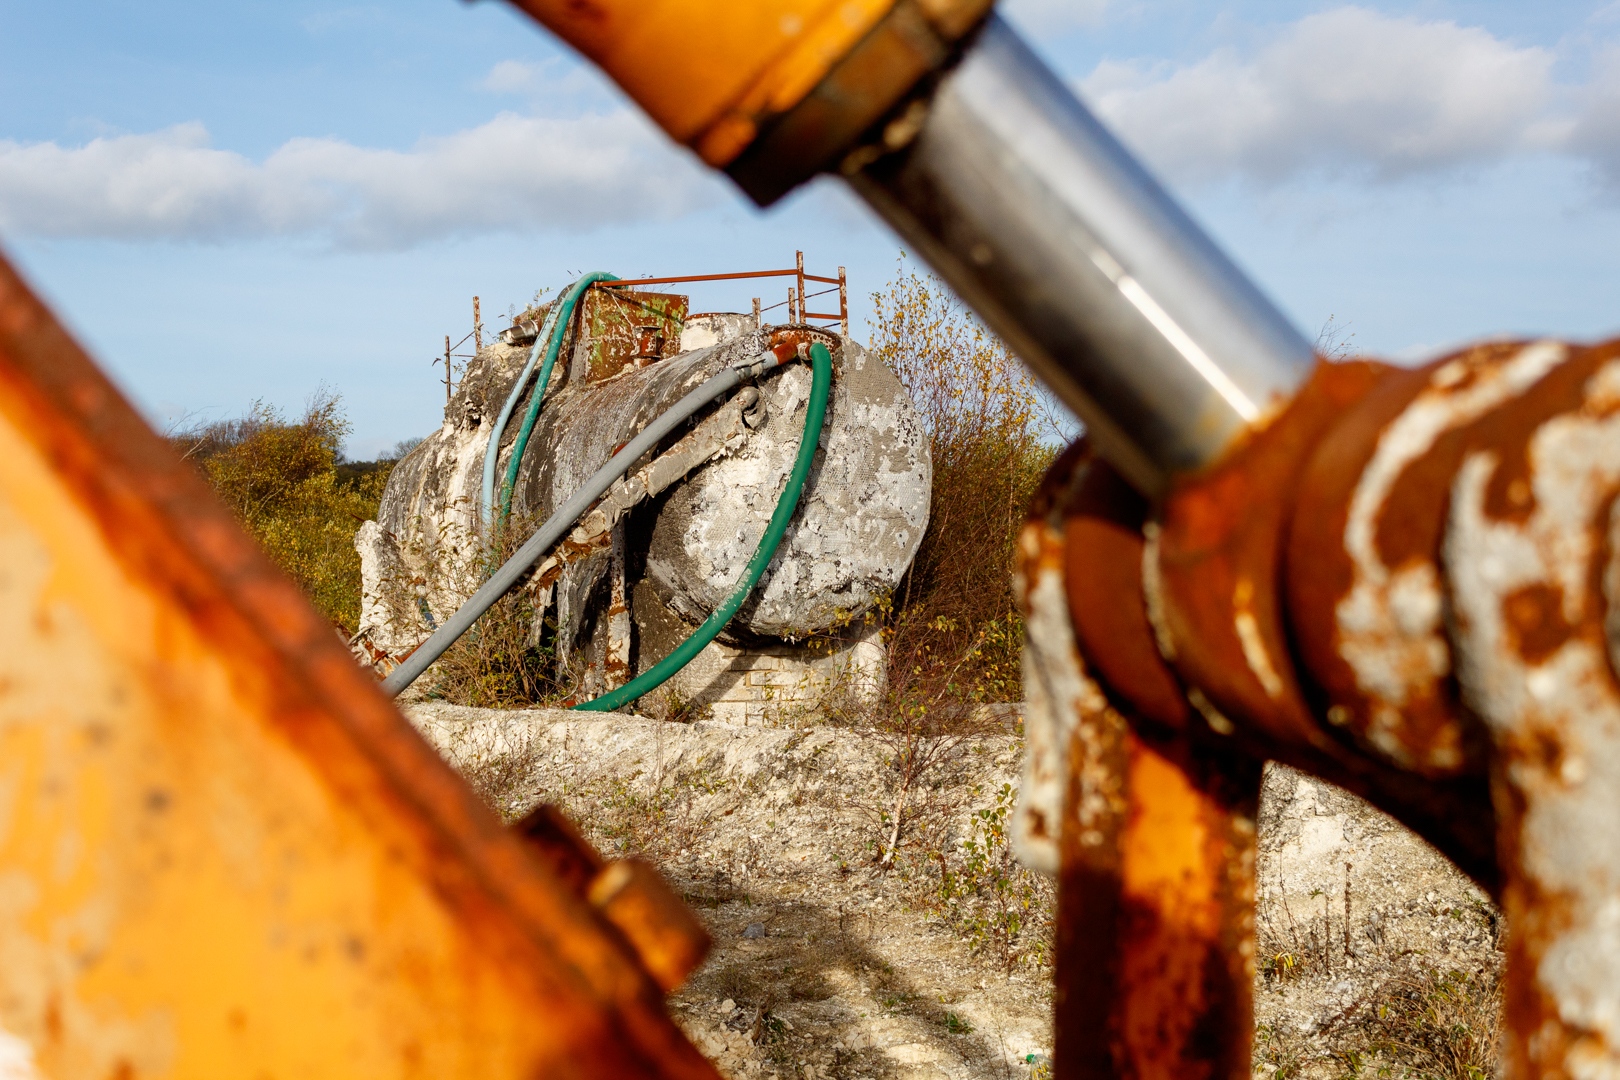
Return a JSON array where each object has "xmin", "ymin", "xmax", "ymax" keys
[
  {"xmin": 1337, "ymin": 966, "xmax": 1501, "ymax": 1080},
  {"xmin": 421, "ymin": 512, "xmax": 570, "ymax": 708}
]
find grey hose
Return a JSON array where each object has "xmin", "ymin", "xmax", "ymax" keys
[
  {"xmin": 381, "ymin": 346, "xmax": 789, "ymax": 698},
  {"xmin": 480, "ymin": 298, "xmax": 564, "ymax": 530}
]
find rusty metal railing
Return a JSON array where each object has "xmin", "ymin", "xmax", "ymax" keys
[{"xmin": 591, "ymin": 250, "xmax": 849, "ymax": 338}]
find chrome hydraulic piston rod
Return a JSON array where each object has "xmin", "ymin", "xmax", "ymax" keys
[{"xmin": 845, "ymin": 16, "xmax": 1315, "ymax": 495}]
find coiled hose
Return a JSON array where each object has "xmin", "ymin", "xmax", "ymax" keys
[
  {"xmin": 479, "ymin": 272, "xmax": 617, "ymax": 529},
  {"xmin": 381, "ymin": 341, "xmax": 830, "ymax": 702}
]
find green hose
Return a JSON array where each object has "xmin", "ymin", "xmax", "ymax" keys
[
  {"xmin": 573, "ymin": 341, "xmax": 832, "ymax": 713},
  {"xmin": 498, "ymin": 271, "xmax": 618, "ymax": 521}
]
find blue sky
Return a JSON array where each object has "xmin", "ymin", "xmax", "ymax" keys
[{"xmin": 2, "ymin": 1, "xmax": 1618, "ymax": 457}]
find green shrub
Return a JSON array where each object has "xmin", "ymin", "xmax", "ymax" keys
[
  {"xmin": 868, "ymin": 256, "xmax": 1063, "ymax": 709},
  {"xmin": 172, "ymin": 391, "xmax": 389, "ymax": 635}
]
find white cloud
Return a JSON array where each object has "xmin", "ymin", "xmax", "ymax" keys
[
  {"xmin": 480, "ymin": 58, "xmax": 622, "ymax": 112},
  {"xmin": 1569, "ymin": 45, "xmax": 1620, "ymax": 185},
  {"xmin": 483, "ymin": 59, "xmax": 545, "ymax": 95},
  {"xmin": 1083, "ymin": 6, "xmax": 1558, "ymax": 185},
  {"xmin": 0, "ymin": 111, "xmax": 722, "ymax": 249},
  {"xmin": 1000, "ymin": 0, "xmax": 1109, "ymax": 36}
]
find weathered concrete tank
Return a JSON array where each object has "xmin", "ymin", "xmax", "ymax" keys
[{"xmin": 355, "ymin": 286, "xmax": 931, "ymax": 719}]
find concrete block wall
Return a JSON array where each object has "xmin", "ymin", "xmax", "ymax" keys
[{"xmin": 660, "ymin": 624, "xmax": 886, "ymax": 725}]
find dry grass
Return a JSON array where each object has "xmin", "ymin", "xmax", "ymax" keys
[
  {"xmin": 868, "ymin": 256, "xmax": 1062, "ymax": 710},
  {"xmin": 454, "ymin": 736, "xmax": 546, "ymax": 821},
  {"xmin": 1255, "ymin": 961, "xmax": 1503, "ymax": 1080},
  {"xmin": 391, "ymin": 508, "xmax": 578, "ymax": 708},
  {"xmin": 1334, "ymin": 965, "xmax": 1501, "ymax": 1080}
]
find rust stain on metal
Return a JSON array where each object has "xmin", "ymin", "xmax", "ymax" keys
[
  {"xmin": 1288, "ymin": 341, "xmax": 1560, "ymax": 777},
  {"xmin": 1147, "ymin": 357, "xmax": 1500, "ymax": 890},
  {"xmin": 1110, "ymin": 740, "xmax": 1258, "ymax": 1080},
  {"xmin": 1150, "ymin": 360, "xmax": 1386, "ymax": 750},
  {"xmin": 1031, "ymin": 337, "xmax": 1620, "ymax": 1079},
  {"xmin": 514, "ymin": 806, "xmax": 711, "ymax": 993},
  {"xmin": 1014, "ymin": 441, "xmax": 1106, "ymax": 873},
  {"xmin": 574, "ymin": 288, "xmax": 688, "ymax": 384},
  {"xmin": 588, "ymin": 860, "xmax": 712, "ymax": 994},
  {"xmin": 0, "ymin": 249, "xmax": 721, "ymax": 1076},
  {"xmin": 1017, "ymin": 445, "xmax": 1259, "ymax": 1080},
  {"xmin": 605, "ymin": 523, "xmax": 632, "ymax": 686},
  {"xmin": 1060, "ymin": 451, "xmax": 1190, "ymax": 733},
  {"xmin": 1440, "ymin": 341, "xmax": 1620, "ymax": 1080}
]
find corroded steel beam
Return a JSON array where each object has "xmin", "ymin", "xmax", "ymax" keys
[
  {"xmin": 1021, "ymin": 340, "xmax": 1620, "ymax": 1080},
  {"xmin": 0, "ymin": 245, "xmax": 718, "ymax": 1078}
]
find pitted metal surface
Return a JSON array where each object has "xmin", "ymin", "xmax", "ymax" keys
[
  {"xmin": 1442, "ymin": 348, "xmax": 1620, "ymax": 1080},
  {"xmin": 643, "ymin": 335, "xmax": 931, "ymax": 638},
  {"xmin": 1334, "ymin": 344, "xmax": 1564, "ymax": 772},
  {"xmin": 1016, "ymin": 448, "xmax": 1260, "ymax": 1080},
  {"xmin": 1019, "ymin": 337, "xmax": 1620, "ymax": 1080}
]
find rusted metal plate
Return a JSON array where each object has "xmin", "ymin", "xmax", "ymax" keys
[
  {"xmin": 571, "ymin": 288, "xmax": 688, "ymax": 384},
  {"xmin": 1150, "ymin": 360, "xmax": 1387, "ymax": 754},
  {"xmin": 1282, "ymin": 337, "xmax": 1620, "ymax": 1078},
  {"xmin": 1059, "ymin": 450, "xmax": 1188, "ymax": 733},
  {"xmin": 1286, "ymin": 342, "xmax": 1543, "ymax": 778},
  {"xmin": 1434, "ymin": 340, "xmax": 1620, "ymax": 1080},
  {"xmin": 513, "ymin": 806, "xmax": 710, "ymax": 994},
  {"xmin": 0, "ymin": 247, "xmax": 719, "ymax": 1077}
]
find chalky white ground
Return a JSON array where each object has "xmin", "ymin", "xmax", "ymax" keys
[{"xmin": 405, "ymin": 703, "xmax": 1500, "ymax": 1080}]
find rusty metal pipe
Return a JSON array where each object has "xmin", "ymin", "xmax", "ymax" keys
[{"xmin": 846, "ymin": 16, "xmax": 1314, "ymax": 495}]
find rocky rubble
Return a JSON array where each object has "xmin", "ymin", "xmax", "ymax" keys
[
  {"xmin": 1252, "ymin": 768, "xmax": 1501, "ymax": 1080},
  {"xmin": 405, "ymin": 703, "xmax": 1502, "ymax": 1080}
]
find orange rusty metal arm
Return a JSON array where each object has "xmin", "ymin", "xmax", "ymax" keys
[
  {"xmin": 500, "ymin": 0, "xmax": 995, "ymax": 204},
  {"xmin": 1148, "ymin": 361, "xmax": 1504, "ymax": 891},
  {"xmin": 0, "ymin": 244, "xmax": 718, "ymax": 1077},
  {"xmin": 1277, "ymin": 339, "xmax": 1620, "ymax": 1079},
  {"xmin": 515, "ymin": 805, "xmax": 712, "ymax": 993}
]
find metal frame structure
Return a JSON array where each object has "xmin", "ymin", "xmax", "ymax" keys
[{"xmin": 594, "ymin": 250, "xmax": 849, "ymax": 338}]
